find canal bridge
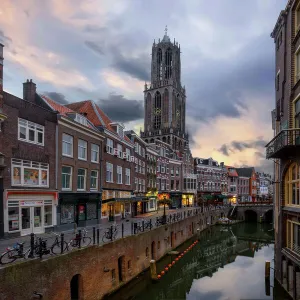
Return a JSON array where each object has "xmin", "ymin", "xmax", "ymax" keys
[{"xmin": 230, "ymin": 202, "xmax": 273, "ymax": 223}]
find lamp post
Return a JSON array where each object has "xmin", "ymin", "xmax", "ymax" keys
[{"xmin": 0, "ymin": 152, "xmax": 6, "ymax": 238}]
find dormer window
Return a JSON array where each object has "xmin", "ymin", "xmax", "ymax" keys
[
  {"xmin": 67, "ymin": 113, "xmax": 88, "ymax": 127},
  {"xmin": 110, "ymin": 123, "xmax": 125, "ymax": 138}
]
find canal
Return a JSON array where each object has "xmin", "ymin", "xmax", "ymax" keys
[{"xmin": 104, "ymin": 223, "xmax": 290, "ymax": 300}]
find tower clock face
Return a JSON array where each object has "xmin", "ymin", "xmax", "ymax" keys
[{"xmin": 155, "ymin": 108, "xmax": 161, "ymax": 115}]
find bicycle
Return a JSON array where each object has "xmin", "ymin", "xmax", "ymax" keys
[
  {"xmin": 0, "ymin": 242, "xmax": 31, "ymax": 265},
  {"xmin": 67, "ymin": 229, "xmax": 92, "ymax": 250},
  {"xmin": 102, "ymin": 225, "xmax": 118, "ymax": 242},
  {"xmin": 50, "ymin": 232, "xmax": 68, "ymax": 255}
]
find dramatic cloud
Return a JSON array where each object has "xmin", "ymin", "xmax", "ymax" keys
[
  {"xmin": 97, "ymin": 94, "xmax": 144, "ymax": 123},
  {"xmin": 44, "ymin": 91, "xmax": 69, "ymax": 105},
  {"xmin": 0, "ymin": 0, "xmax": 288, "ymax": 172}
]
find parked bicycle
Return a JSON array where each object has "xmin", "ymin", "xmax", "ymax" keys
[
  {"xmin": 50, "ymin": 232, "xmax": 68, "ymax": 254},
  {"xmin": 0, "ymin": 242, "xmax": 31, "ymax": 265},
  {"xmin": 67, "ymin": 229, "xmax": 91, "ymax": 250},
  {"xmin": 102, "ymin": 224, "xmax": 118, "ymax": 242}
]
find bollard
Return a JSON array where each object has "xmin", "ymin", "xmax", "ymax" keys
[
  {"xmin": 110, "ymin": 225, "xmax": 113, "ymax": 241},
  {"xmin": 134, "ymin": 222, "xmax": 137, "ymax": 234},
  {"xmin": 29, "ymin": 233, "xmax": 35, "ymax": 258},
  {"xmin": 39, "ymin": 238, "xmax": 43, "ymax": 259},
  {"xmin": 150, "ymin": 259, "xmax": 158, "ymax": 281},
  {"xmin": 265, "ymin": 278, "xmax": 271, "ymax": 296},
  {"xmin": 142, "ymin": 220, "xmax": 145, "ymax": 232},
  {"xmin": 93, "ymin": 227, "xmax": 96, "ymax": 245},
  {"xmin": 265, "ymin": 261, "xmax": 270, "ymax": 278},
  {"xmin": 60, "ymin": 233, "xmax": 64, "ymax": 254},
  {"xmin": 150, "ymin": 219, "xmax": 152, "ymax": 230},
  {"xmin": 122, "ymin": 223, "xmax": 124, "ymax": 238},
  {"xmin": 131, "ymin": 222, "xmax": 134, "ymax": 234},
  {"xmin": 97, "ymin": 228, "xmax": 100, "ymax": 245},
  {"xmin": 184, "ymin": 211, "xmax": 186, "ymax": 218},
  {"xmin": 78, "ymin": 230, "xmax": 82, "ymax": 248}
]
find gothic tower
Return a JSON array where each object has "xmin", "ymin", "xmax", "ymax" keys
[{"xmin": 141, "ymin": 27, "xmax": 188, "ymax": 152}]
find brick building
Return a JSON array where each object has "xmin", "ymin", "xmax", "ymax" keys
[
  {"xmin": 237, "ymin": 175, "xmax": 250, "ymax": 202},
  {"xmin": 235, "ymin": 168, "xmax": 257, "ymax": 202},
  {"xmin": 226, "ymin": 166, "xmax": 238, "ymax": 204},
  {"xmin": 125, "ymin": 130, "xmax": 148, "ymax": 215},
  {"xmin": 40, "ymin": 96, "xmax": 104, "ymax": 230},
  {"xmin": 0, "ymin": 52, "xmax": 58, "ymax": 237},
  {"xmin": 255, "ymin": 172, "xmax": 273, "ymax": 200},
  {"xmin": 146, "ymin": 145, "xmax": 158, "ymax": 212},
  {"xmin": 64, "ymin": 101, "xmax": 135, "ymax": 222},
  {"xmin": 195, "ymin": 158, "xmax": 227, "ymax": 203},
  {"xmin": 267, "ymin": 2, "xmax": 300, "ymax": 297}
]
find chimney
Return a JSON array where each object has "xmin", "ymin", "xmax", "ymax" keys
[
  {"xmin": 23, "ymin": 79, "xmax": 36, "ymax": 103},
  {"xmin": 0, "ymin": 43, "xmax": 4, "ymax": 96}
]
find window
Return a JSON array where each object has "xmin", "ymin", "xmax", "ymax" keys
[
  {"xmin": 11, "ymin": 159, "xmax": 49, "ymax": 187},
  {"xmin": 74, "ymin": 114, "xmax": 88, "ymax": 126},
  {"xmin": 296, "ymin": 4, "xmax": 300, "ymax": 31},
  {"xmin": 135, "ymin": 142, "xmax": 138, "ymax": 153},
  {"xmin": 117, "ymin": 166, "xmax": 122, "ymax": 184},
  {"xmin": 18, "ymin": 118, "xmax": 44, "ymax": 146},
  {"xmin": 296, "ymin": 51, "xmax": 300, "ymax": 82},
  {"xmin": 286, "ymin": 220, "xmax": 300, "ymax": 256},
  {"xmin": 106, "ymin": 163, "xmax": 113, "ymax": 183},
  {"xmin": 161, "ymin": 165, "xmax": 165, "ymax": 173},
  {"xmin": 117, "ymin": 144, "xmax": 123, "ymax": 158},
  {"xmin": 117, "ymin": 125, "xmax": 124, "ymax": 138},
  {"xmin": 284, "ymin": 163, "xmax": 300, "ymax": 206},
  {"xmin": 62, "ymin": 133, "xmax": 73, "ymax": 157},
  {"xmin": 78, "ymin": 139, "xmax": 87, "ymax": 160},
  {"xmin": 126, "ymin": 148, "xmax": 131, "ymax": 161},
  {"xmin": 77, "ymin": 168, "xmax": 86, "ymax": 190},
  {"xmin": 91, "ymin": 170, "xmax": 98, "ymax": 190},
  {"xmin": 62, "ymin": 166, "xmax": 72, "ymax": 190},
  {"xmin": 295, "ymin": 99, "xmax": 300, "ymax": 128},
  {"xmin": 125, "ymin": 168, "xmax": 130, "ymax": 185},
  {"xmin": 135, "ymin": 178, "xmax": 138, "ymax": 191},
  {"xmin": 91, "ymin": 144, "xmax": 99, "ymax": 163},
  {"xmin": 106, "ymin": 138, "xmax": 113, "ymax": 154}
]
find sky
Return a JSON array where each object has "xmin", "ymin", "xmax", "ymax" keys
[{"xmin": 0, "ymin": 0, "xmax": 287, "ymax": 174}]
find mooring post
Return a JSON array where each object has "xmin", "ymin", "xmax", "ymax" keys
[
  {"xmin": 150, "ymin": 259, "xmax": 158, "ymax": 281},
  {"xmin": 265, "ymin": 261, "xmax": 270, "ymax": 278}
]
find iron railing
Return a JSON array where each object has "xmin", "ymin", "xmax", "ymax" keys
[{"xmin": 266, "ymin": 129, "xmax": 300, "ymax": 159}]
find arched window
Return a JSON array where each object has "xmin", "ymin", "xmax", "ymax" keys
[
  {"xmin": 165, "ymin": 48, "xmax": 172, "ymax": 79},
  {"xmin": 154, "ymin": 92, "xmax": 162, "ymax": 129},
  {"xmin": 284, "ymin": 163, "xmax": 300, "ymax": 206},
  {"xmin": 157, "ymin": 48, "xmax": 162, "ymax": 80},
  {"xmin": 163, "ymin": 89, "xmax": 169, "ymax": 125}
]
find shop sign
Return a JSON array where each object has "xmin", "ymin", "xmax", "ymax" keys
[{"xmin": 20, "ymin": 200, "xmax": 43, "ymax": 207}]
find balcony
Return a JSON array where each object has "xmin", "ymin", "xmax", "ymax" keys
[{"xmin": 266, "ymin": 129, "xmax": 300, "ymax": 159}]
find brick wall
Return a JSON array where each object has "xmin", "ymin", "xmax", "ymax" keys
[{"xmin": 0, "ymin": 209, "xmax": 229, "ymax": 300}]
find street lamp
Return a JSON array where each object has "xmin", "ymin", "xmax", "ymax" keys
[{"xmin": 0, "ymin": 152, "xmax": 6, "ymax": 238}]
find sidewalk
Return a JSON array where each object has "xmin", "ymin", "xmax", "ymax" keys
[{"xmin": 0, "ymin": 207, "xmax": 193, "ymax": 255}]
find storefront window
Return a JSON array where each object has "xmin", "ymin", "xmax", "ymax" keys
[
  {"xmin": 8, "ymin": 207, "xmax": 19, "ymax": 231},
  {"xmin": 78, "ymin": 204, "xmax": 86, "ymax": 221},
  {"xmin": 102, "ymin": 203, "xmax": 108, "ymax": 217},
  {"xmin": 125, "ymin": 203, "xmax": 131, "ymax": 213},
  {"xmin": 61, "ymin": 204, "xmax": 75, "ymax": 224},
  {"xmin": 149, "ymin": 199, "xmax": 155, "ymax": 209},
  {"xmin": 44, "ymin": 205, "xmax": 52, "ymax": 226},
  {"xmin": 115, "ymin": 203, "xmax": 121, "ymax": 215},
  {"xmin": 86, "ymin": 203, "xmax": 97, "ymax": 220}
]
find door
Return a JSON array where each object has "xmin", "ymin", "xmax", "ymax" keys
[{"xmin": 21, "ymin": 206, "xmax": 43, "ymax": 236}]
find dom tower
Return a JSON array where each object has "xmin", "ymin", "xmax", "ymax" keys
[{"xmin": 141, "ymin": 27, "xmax": 188, "ymax": 152}]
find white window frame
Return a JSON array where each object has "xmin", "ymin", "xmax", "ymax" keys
[
  {"xmin": 106, "ymin": 162, "xmax": 113, "ymax": 183},
  {"xmin": 106, "ymin": 138, "xmax": 114, "ymax": 154},
  {"xmin": 62, "ymin": 133, "xmax": 73, "ymax": 157},
  {"xmin": 91, "ymin": 144, "xmax": 99, "ymax": 163},
  {"xmin": 78, "ymin": 139, "xmax": 87, "ymax": 161},
  {"xmin": 135, "ymin": 142, "xmax": 138, "ymax": 153},
  {"xmin": 18, "ymin": 118, "xmax": 44, "ymax": 146},
  {"xmin": 117, "ymin": 144, "xmax": 123, "ymax": 159},
  {"xmin": 125, "ymin": 168, "xmax": 131, "ymax": 185},
  {"xmin": 11, "ymin": 159, "xmax": 49, "ymax": 187},
  {"xmin": 77, "ymin": 168, "xmax": 86, "ymax": 191},
  {"xmin": 126, "ymin": 148, "xmax": 131, "ymax": 161},
  {"xmin": 117, "ymin": 166, "xmax": 122, "ymax": 184},
  {"xmin": 90, "ymin": 170, "xmax": 98, "ymax": 190},
  {"xmin": 62, "ymin": 165, "xmax": 72, "ymax": 190}
]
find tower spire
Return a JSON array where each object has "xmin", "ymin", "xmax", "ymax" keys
[{"xmin": 165, "ymin": 25, "xmax": 168, "ymax": 36}]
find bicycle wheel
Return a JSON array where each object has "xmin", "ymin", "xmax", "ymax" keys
[
  {"xmin": 113, "ymin": 230, "xmax": 118, "ymax": 240},
  {"xmin": 102, "ymin": 233, "xmax": 109, "ymax": 243},
  {"xmin": 81, "ymin": 237, "xmax": 91, "ymax": 247},
  {"xmin": 0, "ymin": 249, "xmax": 18, "ymax": 265},
  {"xmin": 51, "ymin": 241, "xmax": 68, "ymax": 254}
]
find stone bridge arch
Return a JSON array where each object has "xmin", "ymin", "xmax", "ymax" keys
[
  {"xmin": 264, "ymin": 209, "xmax": 273, "ymax": 224},
  {"xmin": 244, "ymin": 210, "xmax": 258, "ymax": 222}
]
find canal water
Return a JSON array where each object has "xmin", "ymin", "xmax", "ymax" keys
[{"xmin": 105, "ymin": 223, "xmax": 291, "ymax": 300}]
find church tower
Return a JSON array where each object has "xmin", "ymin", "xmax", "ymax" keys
[{"xmin": 141, "ymin": 27, "xmax": 188, "ymax": 152}]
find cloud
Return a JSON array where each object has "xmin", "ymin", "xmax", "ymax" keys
[
  {"xmin": 97, "ymin": 94, "xmax": 144, "ymax": 123},
  {"xmin": 84, "ymin": 41, "xmax": 105, "ymax": 56},
  {"xmin": 218, "ymin": 144, "xmax": 230, "ymax": 156},
  {"xmin": 44, "ymin": 91, "xmax": 69, "ymax": 105}
]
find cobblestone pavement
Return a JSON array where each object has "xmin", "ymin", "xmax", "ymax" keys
[{"xmin": 0, "ymin": 205, "xmax": 229, "ymax": 266}]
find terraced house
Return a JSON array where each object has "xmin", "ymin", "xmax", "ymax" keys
[{"xmin": 268, "ymin": 0, "xmax": 300, "ymax": 298}]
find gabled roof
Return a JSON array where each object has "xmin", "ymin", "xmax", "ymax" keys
[
  {"xmin": 225, "ymin": 166, "xmax": 238, "ymax": 177},
  {"xmin": 66, "ymin": 100, "xmax": 133, "ymax": 144},
  {"xmin": 236, "ymin": 167, "xmax": 255, "ymax": 178}
]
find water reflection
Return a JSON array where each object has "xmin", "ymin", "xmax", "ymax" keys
[{"xmin": 105, "ymin": 223, "xmax": 289, "ymax": 300}]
